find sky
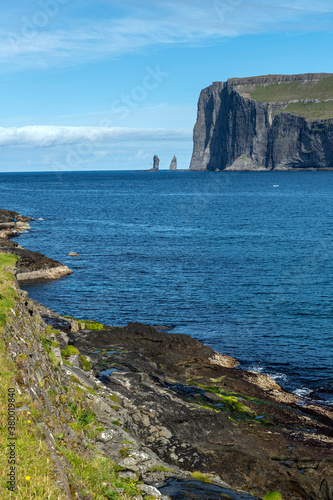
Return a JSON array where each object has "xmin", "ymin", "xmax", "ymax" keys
[{"xmin": 0, "ymin": 0, "xmax": 333, "ymax": 172}]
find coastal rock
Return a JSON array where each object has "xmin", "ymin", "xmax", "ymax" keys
[
  {"xmin": 0, "ymin": 209, "xmax": 73, "ymax": 281},
  {"xmin": 73, "ymin": 321, "xmax": 333, "ymax": 500},
  {"xmin": 190, "ymin": 73, "xmax": 333, "ymax": 171},
  {"xmin": 0, "ymin": 209, "xmax": 31, "ymax": 238},
  {"xmin": 67, "ymin": 252, "xmax": 80, "ymax": 257},
  {"xmin": 153, "ymin": 155, "xmax": 160, "ymax": 171},
  {"xmin": 169, "ymin": 156, "xmax": 177, "ymax": 170}
]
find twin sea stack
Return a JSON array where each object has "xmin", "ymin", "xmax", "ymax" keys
[{"xmin": 190, "ymin": 73, "xmax": 333, "ymax": 171}]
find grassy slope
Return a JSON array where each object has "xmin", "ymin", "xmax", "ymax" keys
[
  {"xmin": 0, "ymin": 254, "xmax": 68, "ymax": 500},
  {"xmin": 239, "ymin": 76, "xmax": 333, "ymax": 119},
  {"xmin": 0, "ymin": 253, "xmax": 140, "ymax": 499}
]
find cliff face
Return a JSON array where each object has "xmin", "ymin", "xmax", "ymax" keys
[{"xmin": 190, "ymin": 74, "xmax": 333, "ymax": 171}]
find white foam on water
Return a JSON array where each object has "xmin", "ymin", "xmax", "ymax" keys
[
  {"xmin": 293, "ymin": 387, "xmax": 312, "ymax": 398},
  {"xmin": 248, "ymin": 365, "xmax": 264, "ymax": 373},
  {"xmin": 269, "ymin": 372, "xmax": 288, "ymax": 382}
]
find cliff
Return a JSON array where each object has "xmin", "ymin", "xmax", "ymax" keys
[{"xmin": 190, "ymin": 73, "xmax": 333, "ymax": 171}]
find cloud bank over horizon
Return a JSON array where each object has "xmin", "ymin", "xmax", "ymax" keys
[{"xmin": 0, "ymin": 126, "xmax": 192, "ymax": 148}]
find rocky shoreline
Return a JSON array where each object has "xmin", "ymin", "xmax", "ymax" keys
[
  {"xmin": 1, "ymin": 211, "xmax": 333, "ymax": 499},
  {"xmin": 0, "ymin": 209, "xmax": 73, "ymax": 281}
]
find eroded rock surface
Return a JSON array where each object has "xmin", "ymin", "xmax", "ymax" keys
[{"xmin": 71, "ymin": 322, "xmax": 333, "ymax": 500}]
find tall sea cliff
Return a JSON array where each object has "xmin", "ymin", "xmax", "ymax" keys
[{"xmin": 190, "ymin": 73, "xmax": 333, "ymax": 171}]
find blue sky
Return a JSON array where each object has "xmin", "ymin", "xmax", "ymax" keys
[{"xmin": 0, "ymin": 0, "xmax": 333, "ymax": 171}]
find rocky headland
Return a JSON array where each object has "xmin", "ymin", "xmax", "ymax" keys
[
  {"xmin": 1, "ymin": 213, "xmax": 333, "ymax": 499},
  {"xmin": 0, "ymin": 209, "xmax": 73, "ymax": 281},
  {"xmin": 190, "ymin": 73, "xmax": 333, "ymax": 171}
]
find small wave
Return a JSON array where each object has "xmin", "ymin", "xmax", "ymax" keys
[
  {"xmin": 269, "ymin": 372, "xmax": 288, "ymax": 382},
  {"xmin": 248, "ymin": 365, "xmax": 264, "ymax": 373},
  {"xmin": 247, "ymin": 366, "xmax": 288, "ymax": 383},
  {"xmin": 293, "ymin": 387, "xmax": 312, "ymax": 398}
]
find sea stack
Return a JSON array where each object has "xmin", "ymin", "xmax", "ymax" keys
[
  {"xmin": 153, "ymin": 155, "xmax": 160, "ymax": 171},
  {"xmin": 190, "ymin": 73, "xmax": 333, "ymax": 171},
  {"xmin": 169, "ymin": 155, "xmax": 177, "ymax": 171}
]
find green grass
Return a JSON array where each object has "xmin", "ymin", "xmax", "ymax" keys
[
  {"xmin": 191, "ymin": 384, "xmax": 255, "ymax": 417},
  {"xmin": 238, "ymin": 76, "xmax": 333, "ymax": 119},
  {"xmin": 148, "ymin": 466, "xmax": 173, "ymax": 473},
  {"xmin": 263, "ymin": 493, "xmax": 283, "ymax": 500},
  {"xmin": 119, "ymin": 447, "xmax": 131, "ymax": 458},
  {"xmin": 107, "ymin": 394, "xmax": 120, "ymax": 404},
  {"xmin": 0, "ymin": 254, "xmax": 19, "ymax": 328},
  {"xmin": 80, "ymin": 355, "xmax": 91, "ymax": 371},
  {"xmin": 284, "ymin": 101, "xmax": 333, "ymax": 120},
  {"xmin": 0, "ymin": 254, "xmax": 68, "ymax": 499},
  {"xmin": 56, "ymin": 446, "xmax": 140, "ymax": 499},
  {"xmin": 190, "ymin": 471, "xmax": 212, "ymax": 483},
  {"xmin": 61, "ymin": 345, "xmax": 79, "ymax": 359},
  {"xmin": 80, "ymin": 320, "xmax": 104, "ymax": 330},
  {"xmin": 240, "ymin": 76, "xmax": 333, "ymax": 103},
  {"xmin": 63, "ymin": 316, "xmax": 105, "ymax": 331}
]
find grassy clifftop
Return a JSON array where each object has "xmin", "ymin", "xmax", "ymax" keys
[{"xmin": 234, "ymin": 74, "xmax": 333, "ymax": 120}]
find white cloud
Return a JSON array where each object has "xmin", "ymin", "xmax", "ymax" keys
[
  {"xmin": 1, "ymin": 0, "xmax": 332, "ymax": 70},
  {"xmin": 0, "ymin": 126, "xmax": 192, "ymax": 147}
]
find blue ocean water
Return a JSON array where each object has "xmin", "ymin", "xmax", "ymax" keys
[{"xmin": 1, "ymin": 170, "xmax": 333, "ymax": 401}]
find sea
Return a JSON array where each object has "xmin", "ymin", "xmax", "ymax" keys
[{"xmin": 1, "ymin": 169, "xmax": 333, "ymax": 404}]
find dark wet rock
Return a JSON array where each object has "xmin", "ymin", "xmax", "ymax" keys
[
  {"xmin": 73, "ymin": 321, "xmax": 333, "ymax": 500},
  {"xmin": 159, "ymin": 478, "xmax": 256, "ymax": 500},
  {"xmin": 0, "ymin": 246, "xmax": 73, "ymax": 281},
  {"xmin": 0, "ymin": 209, "xmax": 73, "ymax": 281},
  {"xmin": 153, "ymin": 324, "xmax": 175, "ymax": 331},
  {"xmin": 0, "ymin": 209, "xmax": 31, "ymax": 223},
  {"xmin": 0, "ymin": 237, "xmax": 18, "ymax": 248}
]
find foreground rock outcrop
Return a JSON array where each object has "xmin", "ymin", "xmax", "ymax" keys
[
  {"xmin": 32, "ymin": 297, "xmax": 333, "ymax": 500},
  {"xmin": 70, "ymin": 322, "xmax": 333, "ymax": 500},
  {"xmin": 0, "ymin": 260, "xmax": 256, "ymax": 500},
  {"xmin": 0, "ymin": 209, "xmax": 73, "ymax": 281},
  {"xmin": 190, "ymin": 73, "xmax": 333, "ymax": 171}
]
